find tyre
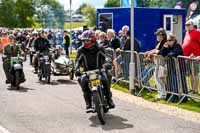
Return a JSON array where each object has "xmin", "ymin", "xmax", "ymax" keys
[
  {"xmin": 38, "ymin": 72, "xmax": 42, "ymax": 81},
  {"xmin": 93, "ymin": 91, "xmax": 105, "ymax": 125},
  {"xmin": 15, "ymin": 71, "xmax": 21, "ymax": 90},
  {"xmin": 69, "ymin": 69, "xmax": 74, "ymax": 80},
  {"xmin": 45, "ymin": 65, "xmax": 51, "ymax": 84}
]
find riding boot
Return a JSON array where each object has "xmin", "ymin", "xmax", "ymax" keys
[{"xmin": 83, "ymin": 93, "xmax": 92, "ymax": 109}]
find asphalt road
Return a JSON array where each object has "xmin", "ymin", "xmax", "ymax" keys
[{"xmin": 0, "ymin": 57, "xmax": 200, "ymax": 133}]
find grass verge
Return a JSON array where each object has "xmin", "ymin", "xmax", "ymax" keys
[
  {"xmin": 64, "ymin": 22, "xmax": 87, "ymax": 29},
  {"xmin": 112, "ymin": 81, "xmax": 200, "ymax": 113}
]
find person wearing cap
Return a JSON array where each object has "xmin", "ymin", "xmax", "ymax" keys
[
  {"xmin": 142, "ymin": 28, "xmax": 167, "ymax": 100},
  {"xmin": 144, "ymin": 28, "xmax": 167, "ymax": 57},
  {"xmin": 2, "ymin": 34, "xmax": 24, "ymax": 84},
  {"xmin": 183, "ymin": 19, "xmax": 200, "ymax": 94},
  {"xmin": 63, "ymin": 30, "xmax": 72, "ymax": 57}
]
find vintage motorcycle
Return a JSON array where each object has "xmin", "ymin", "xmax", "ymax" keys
[
  {"xmin": 38, "ymin": 53, "xmax": 51, "ymax": 84},
  {"xmin": 81, "ymin": 69, "xmax": 111, "ymax": 125},
  {"xmin": 3, "ymin": 55, "xmax": 25, "ymax": 90},
  {"xmin": 51, "ymin": 46, "xmax": 74, "ymax": 80}
]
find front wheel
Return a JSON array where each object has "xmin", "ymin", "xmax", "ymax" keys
[
  {"xmin": 14, "ymin": 70, "xmax": 21, "ymax": 90},
  {"xmin": 45, "ymin": 65, "xmax": 51, "ymax": 84},
  {"xmin": 93, "ymin": 91, "xmax": 105, "ymax": 125}
]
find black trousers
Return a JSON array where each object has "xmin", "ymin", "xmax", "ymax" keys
[
  {"xmin": 77, "ymin": 71, "xmax": 112, "ymax": 105},
  {"xmin": 64, "ymin": 44, "xmax": 69, "ymax": 57}
]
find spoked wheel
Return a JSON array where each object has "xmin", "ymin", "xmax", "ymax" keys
[{"xmin": 93, "ymin": 91, "xmax": 106, "ymax": 125}]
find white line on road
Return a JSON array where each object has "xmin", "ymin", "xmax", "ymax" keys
[{"xmin": 0, "ymin": 125, "xmax": 11, "ymax": 133}]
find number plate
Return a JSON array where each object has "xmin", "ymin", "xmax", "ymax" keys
[
  {"xmin": 89, "ymin": 73, "xmax": 97, "ymax": 80},
  {"xmin": 90, "ymin": 79, "xmax": 100, "ymax": 87}
]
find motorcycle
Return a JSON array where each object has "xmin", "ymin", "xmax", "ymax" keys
[
  {"xmin": 52, "ymin": 54, "xmax": 74, "ymax": 80},
  {"xmin": 51, "ymin": 46, "xmax": 74, "ymax": 80},
  {"xmin": 3, "ymin": 55, "xmax": 25, "ymax": 90},
  {"xmin": 81, "ymin": 69, "xmax": 110, "ymax": 125},
  {"xmin": 38, "ymin": 53, "xmax": 51, "ymax": 84}
]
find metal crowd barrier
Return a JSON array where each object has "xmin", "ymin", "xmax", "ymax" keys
[
  {"xmin": 177, "ymin": 56, "xmax": 200, "ymax": 103},
  {"xmin": 105, "ymin": 49, "xmax": 200, "ymax": 103}
]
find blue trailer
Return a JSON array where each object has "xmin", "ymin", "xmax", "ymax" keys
[{"xmin": 96, "ymin": 7, "xmax": 187, "ymax": 52}]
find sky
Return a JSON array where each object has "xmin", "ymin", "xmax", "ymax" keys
[{"xmin": 58, "ymin": 0, "xmax": 107, "ymax": 10}]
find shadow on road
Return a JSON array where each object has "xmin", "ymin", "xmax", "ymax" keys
[
  {"xmin": 89, "ymin": 114, "xmax": 134, "ymax": 130},
  {"xmin": 57, "ymin": 79, "xmax": 77, "ymax": 85},
  {"xmin": 7, "ymin": 86, "xmax": 35, "ymax": 93},
  {"xmin": 37, "ymin": 79, "xmax": 77, "ymax": 86}
]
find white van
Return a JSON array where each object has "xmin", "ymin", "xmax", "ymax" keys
[{"xmin": 71, "ymin": 14, "xmax": 84, "ymax": 22}]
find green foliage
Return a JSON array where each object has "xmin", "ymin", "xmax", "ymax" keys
[
  {"xmin": 64, "ymin": 22, "xmax": 87, "ymax": 29},
  {"xmin": 15, "ymin": 0, "xmax": 35, "ymax": 28},
  {"xmin": 82, "ymin": 4, "xmax": 96, "ymax": 27},
  {"xmin": 75, "ymin": 3, "xmax": 87, "ymax": 14},
  {"xmin": 0, "ymin": 0, "xmax": 16, "ymax": 28},
  {"xmin": 104, "ymin": 0, "xmax": 120, "ymax": 7},
  {"xmin": 0, "ymin": 0, "xmax": 63, "ymax": 28}
]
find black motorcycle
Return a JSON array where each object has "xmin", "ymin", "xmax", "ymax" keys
[
  {"xmin": 82, "ymin": 69, "xmax": 110, "ymax": 125},
  {"xmin": 38, "ymin": 53, "xmax": 51, "ymax": 84}
]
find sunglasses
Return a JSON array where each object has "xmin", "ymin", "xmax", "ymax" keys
[{"xmin": 185, "ymin": 24, "xmax": 192, "ymax": 26}]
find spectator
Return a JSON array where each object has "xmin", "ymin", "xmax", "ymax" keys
[
  {"xmin": 182, "ymin": 19, "xmax": 200, "ymax": 94},
  {"xmin": 113, "ymin": 48, "xmax": 123, "ymax": 78},
  {"xmin": 159, "ymin": 34, "xmax": 187, "ymax": 102},
  {"xmin": 95, "ymin": 30, "xmax": 101, "ymax": 43},
  {"xmin": 98, "ymin": 32, "xmax": 109, "ymax": 48},
  {"xmin": 120, "ymin": 25, "xmax": 129, "ymax": 49},
  {"xmin": 63, "ymin": 30, "xmax": 71, "ymax": 57},
  {"xmin": 107, "ymin": 29, "xmax": 120, "ymax": 50},
  {"xmin": 118, "ymin": 30, "xmax": 122, "ymax": 38},
  {"xmin": 143, "ymin": 28, "xmax": 167, "ymax": 100},
  {"xmin": 182, "ymin": 19, "xmax": 200, "ymax": 56},
  {"xmin": 121, "ymin": 31, "xmax": 140, "ymax": 52}
]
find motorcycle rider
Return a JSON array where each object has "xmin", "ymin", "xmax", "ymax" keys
[
  {"xmin": 3, "ymin": 34, "xmax": 25, "ymax": 84},
  {"xmin": 33, "ymin": 31, "xmax": 51, "ymax": 73},
  {"xmin": 75, "ymin": 30, "xmax": 115, "ymax": 112}
]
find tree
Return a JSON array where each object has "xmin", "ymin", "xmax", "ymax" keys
[
  {"xmin": 15, "ymin": 0, "xmax": 35, "ymax": 28},
  {"xmin": 104, "ymin": 0, "xmax": 120, "ymax": 7},
  {"xmin": 75, "ymin": 3, "xmax": 87, "ymax": 14},
  {"xmin": 0, "ymin": 0, "xmax": 63, "ymax": 28},
  {"xmin": 82, "ymin": 4, "xmax": 96, "ymax": 26},
  {"xmin": 137, "ymin": 0, "xmax": 151, "ymax": 7},
  {"xmin": 0, "ymin": 0, "xmax": 16, "ymax": 28}
]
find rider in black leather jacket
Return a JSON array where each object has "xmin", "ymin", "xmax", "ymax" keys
[{"xmin": 75, "ymin": 30, "xmax": 115, "ymax": 111}]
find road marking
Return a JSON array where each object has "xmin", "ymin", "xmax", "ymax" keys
[{"xmin": 0, "ymin": 125, "xmax": 11, "ymax": 133}]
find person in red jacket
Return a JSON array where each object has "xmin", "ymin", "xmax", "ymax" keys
[{"xmin": 182, "ymin": 19, "xmax": 200, "ymax": 94}]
